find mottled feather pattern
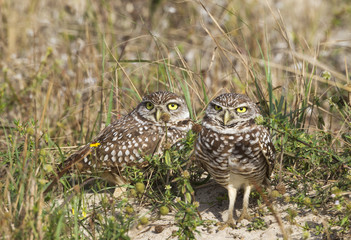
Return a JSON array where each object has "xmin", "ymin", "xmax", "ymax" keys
[
  {"xmin": 211, "ymin": 93, "xmax": 248, "ymax": 107},
  {"xmin": 196, "ymin": 93, "xmax": 275, "ymax": 187},
  {"xmin": 194, "ymin": 93, "xmax": 275, "ymax": 225},
  {"xmin": 47, "ymin": 91, "xmax": 192, "ymax": 192},
  {"xmin": 47, "ymin": 91, "xmax": 276, "ymax": 227},
  {"xmin": 196, "ymin": 118, "xmax": 275, "ymax": 186}
]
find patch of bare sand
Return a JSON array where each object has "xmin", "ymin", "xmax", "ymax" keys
[{"xmin": 130, "ymin": 181, "xmax": 332, "ymax": 240}]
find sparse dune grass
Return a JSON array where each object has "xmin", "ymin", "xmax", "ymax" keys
[{"xmin": 0, "ymin": 0, "xmax": 350, "ymax": 239}]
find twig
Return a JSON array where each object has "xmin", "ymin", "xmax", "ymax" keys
[{"xmin": 253, "ymin": 182, "xmax": 289, "ymax": 240}]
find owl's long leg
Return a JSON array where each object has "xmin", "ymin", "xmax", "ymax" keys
[
  {"xmin": 238, "ymin": 184, "xmax": 252, "ymax": 222},
  {"xmin": 227, "ymin": 184, "xmax": 237, "ymax": 227}
]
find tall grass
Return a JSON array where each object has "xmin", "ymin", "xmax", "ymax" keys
[{"xmin": 1, "ymin": 0, "xmax": 350, "ymax": 239}]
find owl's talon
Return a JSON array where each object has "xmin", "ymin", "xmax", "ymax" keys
[
  {"xmin": 227, "ymin": 218, "xmax": 236, "ymax": 228},
  {"xmin": 218, "ymin": 219, "xmax": 236, "ymax": 230},
  {"xmin": 238, "ymin": 211, "xmax": 252, "ymax": 222}
]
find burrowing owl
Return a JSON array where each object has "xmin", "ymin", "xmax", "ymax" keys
[
  {"xmin": 48, "ymin": 91, "xmax": 192, "ymax": 192},
  {"xmin": 195, "ymin": 93, "xmax": 275, "ymax": 226}
]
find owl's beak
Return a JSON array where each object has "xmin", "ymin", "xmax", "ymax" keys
[
  {"xmin": 155, "ymin": 108, "xmax": 162, "ymax": 122},
  {"xmin": 223, "ymin": 110, "xmax": 231, "ymax": 125}
]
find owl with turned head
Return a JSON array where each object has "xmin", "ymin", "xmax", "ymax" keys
[
  {"xmin": 195, "ymin": 93, "xmax": 275, "ymax": 226},
  {"xmin": 47, "ymin": 91, "xmax": 192, "ymax": 192}
]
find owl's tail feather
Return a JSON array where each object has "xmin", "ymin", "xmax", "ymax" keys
[{"xmin": 44, "ymin": 145, "xmax": 92, "ymax": 194}]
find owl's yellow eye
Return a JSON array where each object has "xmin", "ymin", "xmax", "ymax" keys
[
  {"xmin": 236, "ymin": 107, "xmax": 247, "ymax": 113},
  {"xmin": 145, "ymin": 102, "xmax": 154, "ymax": 110},
  {"xmin": 167, "ymin": 103, "xmax": 179, "ymax": 110},
  {"xmin": 214, "ymin": 105, "xmax": 222, "ymax": 111}
]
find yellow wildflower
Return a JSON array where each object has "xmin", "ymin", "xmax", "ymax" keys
[{"xmin": 80, "ymin": 209, "xmax": 87, "ymax": 220}]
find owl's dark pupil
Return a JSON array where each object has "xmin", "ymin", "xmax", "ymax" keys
[{"xmin": 146, "ymin": 103, "xmax": 153, "ymax": 109}]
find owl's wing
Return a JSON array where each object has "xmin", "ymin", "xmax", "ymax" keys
[
  {"xmin": 93, "ymin": 116, "xmax": 162, "ymax": 164},
  {"xmin": 45, "ymin": 115, "xmax": 132, "ymax": 193},
  {"xmin": 57, "ymin": 115, "xmax": 134, "ymax": 170},
  {"xmin": 258, "ymin": 127, "xmax": 276, "ymax": 178}
]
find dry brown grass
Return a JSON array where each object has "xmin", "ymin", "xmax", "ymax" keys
[
  {"xmin": 1, "ymin": 0, "xmax": 350, "ymax": 134},
  {"xmin": 0, "ymin": 0, "xmax": 350, "ymax": 239}
]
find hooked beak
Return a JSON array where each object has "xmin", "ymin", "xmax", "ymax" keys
[
  {"xmin": 155, "ymin": 108, "xmax": 162, "ymax": 122},
  {"xmin": 223, "ymin": 110, "xmax": 231, "ymax": 125}
]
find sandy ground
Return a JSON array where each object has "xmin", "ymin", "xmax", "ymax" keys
[{"xmin": 127, "ymin": 181, "xmax": 334, "ymax": 240}]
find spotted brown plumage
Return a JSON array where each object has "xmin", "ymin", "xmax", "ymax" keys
[
  {"xmin": 195, "ymin": 93, "xmax": 275, "ymax": 226},
  {"xmin": 47, "ymin": 91, "xmax": 192, "ymax": 192}
]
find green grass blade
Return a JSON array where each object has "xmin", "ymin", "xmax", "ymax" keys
[
  {"xmin": 54, "ymin": 212, "xmax": 65, "ymax": 240},
  {"xmin": 106, "ymin": 83, "xmax": 114, "ymax": 126},
  {"xmin": 179, "ymin": 72, "xmax": 194, "ymax": 120},
  {"xmin": 257, "ymin": 39, "xmax": 274, "ymax": 116},
  {"xmin": 98, "ymin": 34, "xmax": 106, "ymax": 132},
  {"xmin": 200, "ymin": 77, "xmax": 209, "ymax": 105}
]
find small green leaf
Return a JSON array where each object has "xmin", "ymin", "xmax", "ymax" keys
[
  {"xmin": 340, "ymin": 216, "xmax": 348, "ymax": 226},
  {"xmin": 185, "ymin": 192, "xmax": 192, "ymax": 203},
  {"xmin": 164, "ymin": 150, "xmax": 171, "ymax": 167}
]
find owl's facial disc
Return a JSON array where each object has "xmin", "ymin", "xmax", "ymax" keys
[
  {"xmin": 143, "ymin": 103, "xmax": 164, "ymax": 122},
  {"xmin": 220, "ymin": 108, "xmax": 241, "ymax": 126},
  {"xmin": 139, "ymin": 99, "xmax": 189, "ymax": 124},
  {"xmin": 209, "ymin": 102, "xmax": 253, "ymax": 126},
  {"xmin": 222, "ymin": 107, "xmax": 249, "ymax": 125}
]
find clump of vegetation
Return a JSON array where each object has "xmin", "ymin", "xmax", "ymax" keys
[
  {"xmin": 247, "ymin": 217, "xmax": 268, "ymax": 231},
  {"xmin": 258, "ymin": 75, "xmax": 351, "ymax": 237},
  {"xmin": 1, "ymin": 0, "xmax": 351, "ymax": 239},
  {"xmin": 124, "ymin": 130, "xmax": 204, "ymax": 239}
]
